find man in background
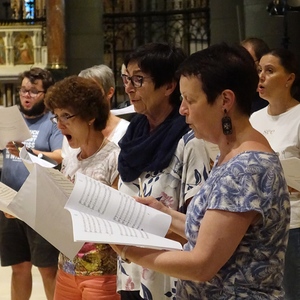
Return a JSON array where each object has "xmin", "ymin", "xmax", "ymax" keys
[
  {"xmin": 241, "ymin": 37, "xmax": 270, "ymax": 113},
  {"xmin": 0, "ymin": 67, "xmax": 63, "ymax": 300}
]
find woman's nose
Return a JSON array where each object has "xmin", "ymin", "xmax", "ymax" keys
[
  {"xmin": 258, "ymin": 72, "xmax": 265, "ymax": 81},
  {"xmin": 57, "ymin": 120, "xmax": 66, "ymax": 130},
  {"xmin": 179, "ymin": 101, "xmax": 188, "ymax": 116},
  {"xmin": 124, "ymin": 82, "xmax": 136, "ymax": 94}
]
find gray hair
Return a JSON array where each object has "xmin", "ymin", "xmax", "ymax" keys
[{"xmin": 78, "ymin": 64, "xmax": 115, "ymax": 95}]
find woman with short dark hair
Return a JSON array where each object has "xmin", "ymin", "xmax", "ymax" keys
[{"xmin": 112, "ymin": 43, "xmax": 290, "ymax": 299}]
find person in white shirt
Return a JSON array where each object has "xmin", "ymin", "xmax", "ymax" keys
[{"xmin": 250, "ymin": 47, "xmax": 300, "ymax": 300}]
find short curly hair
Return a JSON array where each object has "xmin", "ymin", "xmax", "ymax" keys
[{"xmin": 44, "ymin": 76, "xmax": 109, "ymax": 131}]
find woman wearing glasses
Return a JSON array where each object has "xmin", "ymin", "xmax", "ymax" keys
[
  {"xmin": 112, "ymin": 43, "xmax": 290, "ymax": 300},
  {"xmin": 45, "ymin": 76, "xmax": 120, "ymax": 300},
  {"xmin": 61, "ymin": 64, "xmax": 130, "ymax": 159},
  {"xmin": 117, "ymin": 43, "xmax": 210, "ymax": 300}
]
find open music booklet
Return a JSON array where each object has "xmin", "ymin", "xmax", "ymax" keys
[{"xmin": 0, "ymin": 164, "xmax": 182, "ymax": 259}]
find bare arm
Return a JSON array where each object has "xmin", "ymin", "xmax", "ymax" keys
[
  {"xmin": 6, "ymin": 141, "xmax": 62, "ymax": 164},
  {"xmin": 111, "ymin": 175, "xmax": 119, "ymax": 190},
  {"xmin": 30, "ymin": 148, "xmax": 62, "ymax": 164},
  {"xmin": 112, "ymin": 209, "xmax": 258, "ymax": 282}
]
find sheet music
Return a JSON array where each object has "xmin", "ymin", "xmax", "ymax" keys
[
  {"xmin": 0, "ymin": 106, "xmax": 31, "ymax": 149},
  {"xmin": 4, "ymin": 164, "xmax": 182, "ymax": 259},
  {"xmin": 8, "ymin": 165, "xmax": 83, "ymax": 259},
  {"xmin": 65, "ymin": 173, "xmax": 182, "ymax": 250},
  {"xmin": 0, "ymin": 182, "xmax": 19, "ymax": 218}
]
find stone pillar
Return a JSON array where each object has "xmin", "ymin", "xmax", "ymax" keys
[
  {"xmin": 243, "ymin": 0, "xmax": 283, "ymax": 48},
  {"xmin": 210, "ymin": 0, "xmax": 241, "ymax": 45},
  {"xmin": 46, "ymin": 0, "xmax": 67, "ymax": 81}
]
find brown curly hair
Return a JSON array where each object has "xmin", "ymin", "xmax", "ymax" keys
[
  {"xmin": 20, "ymin": 67, "xmax": 54, "ymax": 91},
  {"xmin": 44, "ymin": 76, "xmax": 109, "ymax": 131}
]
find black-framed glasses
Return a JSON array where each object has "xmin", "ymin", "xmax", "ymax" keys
[
  {"xmin": 50, "ymin": 114, "xmax": 77, "ymax": 124},
  {"xmin": 19, "ymin": 87, "xmax": 45, "ymax": 98},
  {"xmin": 121, "ymin": 74, "xmax": 152, "ymax": 88}
]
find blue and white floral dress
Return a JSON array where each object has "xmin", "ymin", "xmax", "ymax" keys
[{"xmin": 177, "ymin": 151, "xmax": 290, "ymax": 300}]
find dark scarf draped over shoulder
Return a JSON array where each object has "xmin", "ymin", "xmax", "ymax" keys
[{"xmin": 118, "ymin": 108, "xmax": 189, "ymax": 182}]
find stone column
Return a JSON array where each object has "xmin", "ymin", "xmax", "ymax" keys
[
  {"xmin": 243, "ymin": 0, "xmax": 283, "ymax": 48},
  {"xmin": 46, "ymin": 0, "xmax": 67, "ymax": 80},
  {"xmin": 210, "ymin": 0, "xmax": 241, "ymax": 45}
]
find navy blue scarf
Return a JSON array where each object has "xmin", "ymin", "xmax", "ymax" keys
[{"xmin": 118, "ymin": 108, "xmax": 189, "ymax": 182}]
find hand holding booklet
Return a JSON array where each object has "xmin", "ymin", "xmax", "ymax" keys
[
  {"xmin": 2, "ymin": 164, "xmax": 182, "ymax": 259},
  {"xmin": 65, "ymin": 172, "xmax": 182, "ymax": 251},
  {"xmin": 19, "ymin": 146, "xmax": 58, "ymax": 169}
]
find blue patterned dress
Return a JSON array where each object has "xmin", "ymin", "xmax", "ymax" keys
[{"xmin": 177, "ymin": 151, "xmax": 290, "ymax": 299}]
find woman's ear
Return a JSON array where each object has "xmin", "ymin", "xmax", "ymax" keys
[
  {"xmin": 221, "ymin": 89, "xmax": 235, "ymax": 111},
  {"xmin": 107, "ymin": 87, "xmax": 115, "ymax": 102},
  {"xmin": 165, "ymin": 81, "xmax": 177, "ymax": 97},
  {"xmin": 286, "ymin": 73, "xmax": 295, "ymax": 89}
]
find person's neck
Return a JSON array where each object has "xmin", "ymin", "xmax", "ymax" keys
[
  {"xmin": 267, "ymin": 96, "xmax": 298, "ymax": 116},
  {"xmin": 146, "ymin": 104, "xmax": 174, "ymax": 131},
  {"xmin": 23, "ymin": 112, "xmax": 45, "ymax": 119},
  {"xmin": 102, "ymin": 113, "xmax": 120, "ymax": 138},
  {"xmin": 217, "ymin": 117, "xmax": 252, "ymax": 165},
  {"xmin": 79, "ymin": 134, "xmax": 106, "ymax": 160}
]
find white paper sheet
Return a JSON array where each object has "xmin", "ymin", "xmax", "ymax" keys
[
  {"xmin": 5, "ymin": 164, "xmax": 181, "ymax": 260},
  {"xmin": 65, "ymin": 173, "xmax": 182, "ymax": 250},
  {"xmin": 111, "ymin": 105, "xmax": 135, "ymax": 116},
  {"xmin": 8, "ymin": 165, "xmax": 83, "ymax": 259},
  {"xmin": 19, "ymin": 146, "xmax": 57, "ymax": 170},
  {"xmin": 0, "ymin": 106, "xmax": 31, "ymax": 149},
  {"xmin": 280, "ymin": 157, "xmax": 300, "ymax": 192},
  {"xmin": 0, "ymin": 182, "xmax": 19, "ymax": 218}
]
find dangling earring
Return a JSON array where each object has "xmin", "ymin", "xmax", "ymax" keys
[{"xmin": 222, "ymin": 109, "xmax": 232, "ymax": 135}]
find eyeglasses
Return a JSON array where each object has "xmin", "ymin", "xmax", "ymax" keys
[
  {"xmin": 121, "ymin": 74, "xmax": 152, "ymax": 88},
  {"xmin": 19, "ymin": 88, "xmax": 45, "ymax": 98},
  {"xmin": 50, "ymin": 114, "xmax": 77, "ymax": 124}
]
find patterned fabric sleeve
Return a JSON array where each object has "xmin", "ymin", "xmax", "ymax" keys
[
  {"xmin": 176, "ymin": 130, "xmax": 210, "ymax": 212},
  {"xmin": 207, "ymin": 152, "xmax": 286, "ymax": 220},
  {"xmin": 180, "ymin": 151, "xmax": 290, "ymax": 299}
]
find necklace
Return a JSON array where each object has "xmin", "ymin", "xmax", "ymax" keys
[{"xmin": 78, "ymin": 138, "xmax": 107, "ymax": 161}]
